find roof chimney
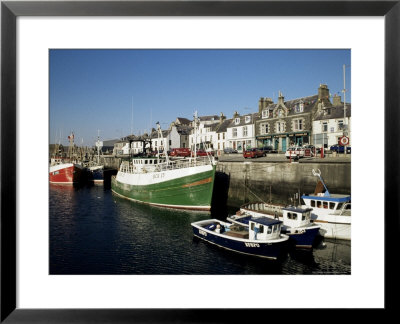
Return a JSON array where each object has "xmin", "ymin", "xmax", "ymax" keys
[
  {"xmin": 258, "ymin": 97, "xmax": 264, "ymax": 114},
  {"xmin": 333, "ymin": 94, "xmax": 342, "ymax": 107},
  {"xmin": 278, "ymin": 91, "xmax": 284, "ymax": 105},
  {"xmin": 318, "ymin": 84, "xmax": 330, "ymax": 101}
]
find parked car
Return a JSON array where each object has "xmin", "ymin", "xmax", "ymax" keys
[
  {"xmin": 243, "ymin": 148, "xmax": 264, "ymax": 158},
  {"xmin": 285, "ymin": 147, "xmax": 305, "ymax": 159},
  {"xmin": 330, "ymin": 144, "xmax": 351, "ymax": 154},
  {"xmin": 169, "ymin": 148, "xmax": 191, "ymax": 157},
  {"xmin": 223, "ymin": 147, "xmax": 238, "ymax": 154},
  {"xmin": 303, "ymin": 144, "xmax": 321, "ymax": 154},
  {"xmin": 259, "ymin": 145, "xmax": 277, "ymax": 154},
  {"xmin": 191, "ymin": 150, "xmax": 213, "ymax": 157}
]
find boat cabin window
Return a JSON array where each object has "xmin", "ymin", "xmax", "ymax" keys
[
  {"xmin": 287, "ymin": 212, "xmax": 298, "ymax": 220},
  {"xmin": 317, "ymin": 201, "xmax": 322, "ymax": 208},
  {"xmin": 337, "ymin": 202, "xmax": 343, "ymax": 210},
  {"xmin": 251, "ymin": 223, "xmax": 254, "ymax": 230},
  {"xmin": 259, "ymin": 225, "xmax": 264, "ymax": 233},
  {"xmin": 345, "ymin": 204, "xmax": 351, "ymax": 210},
  {"xmin": 267, "ymin": 226, "xmax": 272, "ymax": 234},
  {"xmin": 323, "ymin": 201, "xmax": 328, "ymax": 209},
  {"xmin": 145, "ymin": 160, "xmax": 148, "ymax": 164},
  {"xmin": 329, "ymin": 202, "xmax": 335, "ymax": 209},
  {"xmin": 272, "ymin": 225, "xmax": 278, "ymax": 233},
  {"xmin": 311, "ymin": 200, "xmax": 316, "ymax": 207},
  {"xmin": 302, "ymin": 214, "xmax": 306, "ymax": 221}
]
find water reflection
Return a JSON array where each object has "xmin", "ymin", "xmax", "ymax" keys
[{"xmin": 49, "ymin": 185, "xmax": 350, "ymax": 275}]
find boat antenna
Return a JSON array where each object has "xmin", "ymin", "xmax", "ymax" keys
[{"xmin": 312, "ymin": 169, "xmax": 330, "ymax": 196}]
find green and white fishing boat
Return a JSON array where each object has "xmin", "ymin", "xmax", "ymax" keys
[{"xmin": 111, "ymin": 121, "xmax": 217, "ymax": 211}]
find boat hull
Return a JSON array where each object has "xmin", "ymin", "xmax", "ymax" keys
[
  {"xmin": 87, "ymin": 165, "xmax": 104, "ymax": 183},
  {"xmin": 111, "ymin": 165, "xmax": 216, "ymax": 211},
  {"xmin": 49, "ymin": 163, "xmax": 83, "ymax": 184},
  {"xmin": 283, "ymin": 226, "xmax": 321, "ymax": 249},
  {"xmin": 192, "ymin": 223, "xmax": 288, "ymax": 260}
]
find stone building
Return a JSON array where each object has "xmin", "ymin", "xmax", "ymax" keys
[{"xmin": 255, "ymin": 84, "xmax": 334, "ymax": 152}]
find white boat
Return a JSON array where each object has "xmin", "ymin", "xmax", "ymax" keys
[
  {"xmin": 300, "ymin": 169, "xmax": 351, "ymax": 240},
  {"xmin": 191, "ymin": 218, "xmax": 289, "ymax": 260},
  {"xmin": 238, "ymin": 169, "xmax": 350, "ymax": 240}
]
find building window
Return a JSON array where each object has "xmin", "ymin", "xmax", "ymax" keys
[
  {"xmin": 235, "ymin": 118, "xmax": 240, "ymax": 125},
  {"xmin": 218, "ymin": 133, "xmax": 220, "ymax": 140},
  {"xmin": 223, "ymin": 133, "xmax": 225, "ymax": 140},
  {"xmin": 245, "ymin": 116, "xmax": 251, "ymax": 123},
  {"xmin": 276, "ymin": 122, "xmax": 285, "ymax": 133},
  {"xmin": 232, "ymin": 128, "xmax": 237, "ymax": 138},
  {"xmin": 260, "ymin": 123, "xmax": 269, "ymax": 134},
  {"xmin": 293, "ymin": 119, "xmax": 303, "ymax": 131},
  {"xmin": 243, "ymin": 126, "xmax": 248, "ymax": 137},
  {"xmin": 338, "ymin": 120, "xmax": 344, "ymax": 131},
  {"xmin": 295, "ymin": 101, "xmax": 304, "ymax": 113},
  {"xmin": 262, "ymin": 110, "xmax": 269, "ymax": 119},
  {"xmin": 322, "ymin": 122, "xmax": 328, "ymax": 132}
]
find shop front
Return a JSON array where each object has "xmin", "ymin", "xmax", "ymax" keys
[
  {"xmin": 257, "ymin": 132, "xmax": 310, "ymax": 152},
  {"xmin": 288, "ymin": 132, "xmax": 310, "ymax": 147}
]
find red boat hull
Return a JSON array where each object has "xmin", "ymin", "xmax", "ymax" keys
[{"xmin": 49, "ymin": 163, "xmax": 83, "ymax": 184}]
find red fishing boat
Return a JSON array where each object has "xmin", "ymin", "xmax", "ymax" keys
[
  {"xmin": 49, "ymin": 132, "xmax": 84, "ymax": 184},
  {"xmin": 49, "ymin": 158, "xmax": 84, "ymax": 184}
]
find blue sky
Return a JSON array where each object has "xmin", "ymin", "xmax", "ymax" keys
[{"xmin": 49, "ymin": 49, "xmax": 351, "ymax": 146}]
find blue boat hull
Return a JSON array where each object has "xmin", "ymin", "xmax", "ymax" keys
[
  {"xmin": 284, "ymin": 227, "xmax": 321, "ymax": 249},
  {"xmin": 192, "ymin": 226, "xmax": 287, "ymax": 260},
  {"xmin": 87, "ymin": 168, "xmax": 104, "ymax": 183}
]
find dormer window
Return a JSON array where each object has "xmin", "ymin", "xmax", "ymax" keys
[
  {"xmin": 296, "ymin": 101, "xmax": 304, "ymax": 113},
  {"xmin": 245, "ymin": 116, "xmax": 251, "ymax": 123},
  {"xmin": 235, "ymin": 118, "xmax": 240, "ymax": 125},
  {"xmin": 262, "ymin": 110, "xmax": 268, "ymax": 119}
]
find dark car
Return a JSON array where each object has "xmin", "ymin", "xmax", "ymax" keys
[
  {"xmin": 259, "ymin": 145, "xmax": 277, "ymax": 154},
  {"xmin": 330, "ymin": 144, "xmax": 351, "ymax": 154},
  {"xmin": 243, "ymin": 148, "xmax": 264, "ymax": 158},
  {"xmin": 223, "ymin": 147, "xmax": 238, "ymax": 154}
]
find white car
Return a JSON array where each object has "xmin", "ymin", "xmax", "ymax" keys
[{"xmin": 285, "ymin": 147, "xmax": 305, "ymax": 159}]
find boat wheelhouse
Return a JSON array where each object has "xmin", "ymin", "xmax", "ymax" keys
[
  {"xmin": 300, "ymin": 169, "xmax": 351, "ymax": 240},
  {"xmin": 191, "ymin": 217, "xmax": 289, "ymax": 260}
]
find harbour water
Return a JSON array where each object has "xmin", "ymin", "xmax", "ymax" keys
[{"xmin": 50, "ymin": 183, "xmax": 351, "ymax": 275}]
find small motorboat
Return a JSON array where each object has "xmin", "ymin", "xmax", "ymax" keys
[
  {"xmin": 228, "ymin": 206, "xmax": 320, "ymax": 249},
  {"xmin": 191, "ymin": 217, "xmax": 289, "ymax": 260}
]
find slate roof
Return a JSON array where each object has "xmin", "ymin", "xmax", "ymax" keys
[
  {"xmin": 176, "ymin": 117, "xmax": 191, "ymax": 125},
  {"xmin": 314, "ymin": 103, "xmax": 352, "ymax": 121},
  {"xmin": 215, "ymin": 118, "xmax": 233, "ymax": 133},
  {"xmin": 199, "ymin": 115, "xmax": 220, "ymax": 122},
  {"xmin": 176, "ymin": 125, "xmax": 193, "ymax": 135},
  {"xmin": 263, "ymin": 94, "xmax": 319, "ymax": 117},
  {"xmin": 227, "ymin": 113, "xmax": 260, "ymax": 128}
]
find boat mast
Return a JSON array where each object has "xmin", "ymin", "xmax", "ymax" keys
[
  {"xmin": 156, "ymin": 122, "xmax": 169, "ymax": 164},
  {"xmin": 194, "ymin": 110, "xmax": 198, "ymax": 163}
]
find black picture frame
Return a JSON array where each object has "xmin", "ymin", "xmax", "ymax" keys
[{"xmin": 1, "ymin": 0, "xmax": 398, "ymax": 322}]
